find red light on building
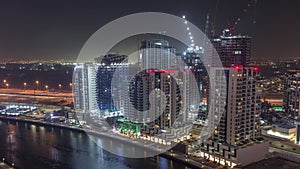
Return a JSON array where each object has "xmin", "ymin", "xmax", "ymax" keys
[
  {"xmin": 253, "ymin": 67, "xmax": 258, "ymax": 71},
  {"xmin": 148, "ymin": 69, "xmax": 154, "ymax": 74},
  {"xmin": 155, "ymin": 70, "xmax": 166, "ymax": 73},
  {"xmin": 235, "ymin": 65, "xmax": 240, "ymax": 70},
  {"xmin": 165, "ymin": 70, "xmax": 176, "ymax": 73},
  {"xmin": 155, "ymin": 69, "xmax": 176, "ymax": 73},
  {"xmin": 185, "ymin": 68, "xmax": 191, "ymax": 72}
]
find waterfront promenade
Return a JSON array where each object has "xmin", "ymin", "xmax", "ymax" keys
[
  {"xmin": 2, "ymin": 115, "xmax": 299, "ymax": 169},
  {"xmin": 0, "ymin": 116, "xmax": 216, "ymax": 169}
]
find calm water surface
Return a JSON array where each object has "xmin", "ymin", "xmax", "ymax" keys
[{"xmin": 0, "ymin": 120, "xmax": 190, "ymax": 169}]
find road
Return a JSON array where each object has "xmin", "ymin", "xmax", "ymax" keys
[
  {"xmin": 0, "ymin": 88, "xmax": 73, "ymax": 104},
  {"xmin": 0, "ymin": 88, "xmax": 72, "ymax": 97}
]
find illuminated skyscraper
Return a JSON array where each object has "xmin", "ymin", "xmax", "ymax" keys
[
  {"xmin": 140, "ymin": 39, "xmax": 176, "ymax": 69},
  {"xmin": 283, "ymin": 69, "xmax": 300, "ymax": 119},
  {"xmin": 181, "ymin": 49, "xmax": 207, "ymax": 112},
  {"xmin": 73, "ymin": 54, "xmax": 128, "ymax": 119},
  {"xmin": 210, "ymin": 67, "xmax": 261, "ymax": 144},
  {"xmin": 211, "ymin": 29, "xmax": 251, "ymax": 67},
  {"xmin": 73, "ymin": 63, "xmax": 98, "ymax": 123},
  {"xmin": 127, "ymin": 69, "xmax": 182, "ymax": 129},
  {"xmin": 124, "ymin": 39, "xmax": 186, "ymax": 130},
  {"xmin": 95, "ymin": 54, "xmax": 128, "ymax": 114},
  {"xmin": 95, "ymin": 53, "xmax": 126, "ymax": 65},
  {"xmin": 200, "ymin": 66, "xmax": 268, "ymax": 168}
]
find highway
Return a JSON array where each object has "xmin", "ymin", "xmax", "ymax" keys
[
  {"xmin": 0, "ymin": 88, "xmax": 72, "ymax": 97},
  {"xmin": 0, "ymin": 88, "xmax": 73, "ymax": 104}
]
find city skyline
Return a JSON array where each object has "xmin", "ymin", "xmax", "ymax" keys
[{"xmin": 1, "ymin": 1, "xmax": 300, "ymax": 169}]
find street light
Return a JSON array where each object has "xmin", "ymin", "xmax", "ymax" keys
[
  {"xmin": 35, "ymin": 80, "xmax": 39, "ymax": 90},
  {"xmin": 45, "ymin": 85, "xmax": 48, "ymax": 90},
  {"xmin": 3, "ymin": 80, "xmax": 7, "ymax": 88},
  {"xmin": 5, "ymin": 83, "xmax": 9, "ymax": 89},
  {"xmin": 59, "ymin": 84, "xmax": 62, "ymax": 90},
  {"xmin": 23, "ymin": 82, "xmax": 27, "ymax": 90},
  {"xmin": 69, "ymin": 83, "xmax": 72, "ymax": 89}
]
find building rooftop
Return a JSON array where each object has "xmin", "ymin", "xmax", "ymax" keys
[
  {"xmin": 287, "ymin": 69, "xmax": 300, "ymax": 73},
  {"xmin": 276, "ymin": 123, "xmax": 295, "ymax": 129}
]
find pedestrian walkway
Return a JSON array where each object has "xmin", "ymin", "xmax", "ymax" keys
[{"xmin": 161, "ymin": 150, "xmax": 219, "ymax": 169}]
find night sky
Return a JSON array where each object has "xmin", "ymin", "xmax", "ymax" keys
[{"xmin": 0, "ymin": 0, "xmax": 299, "ymax": 61}]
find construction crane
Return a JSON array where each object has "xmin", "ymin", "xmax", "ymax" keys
[
  {"xmin": 204, "ymin": 14, "xmax": 210, "ymax": 38},
  {"xmin": 209, "ymin": 0, "xmax": 257, "ymax": 37},
  {"xmin": 210, "ymin": 0, "xmax": 219, "ymax": 37},
  {"xmin": 227, "ymin": 0, "xmax": 257, "ymax": 36},
  {"xmin": 207, "ymin": 0, "xmax": 258, "ymax": 66},
  {"xmin": 225, "ymin": 0, "xmax": 258, "ymax": 66}
]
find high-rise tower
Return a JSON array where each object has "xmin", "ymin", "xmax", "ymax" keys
[
  {"xmin": 211, "ymin": 29, "xmax": 251, "ymax": 67},
  {"xmin": 283, "ymin": 69, "xmax": 300, "ymax": 120},
  {"xmin": 73, "ymin": 63, "xmax": 98, "ymax": 123},
  {"xmin": 95, "ymin": 54, "xmax": 128, "ymax": 114},
  {"xmin": 200, "ymin": 66, "xmax": 268, "ymax": 168},
  {"xmin": 140, "ymin": 39, "xmax": 176, "ymax": 69}
]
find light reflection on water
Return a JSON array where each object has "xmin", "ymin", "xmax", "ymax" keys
[{"xmin": 0, "ymin": 120, "xmax": 190, "ymax": 169}]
